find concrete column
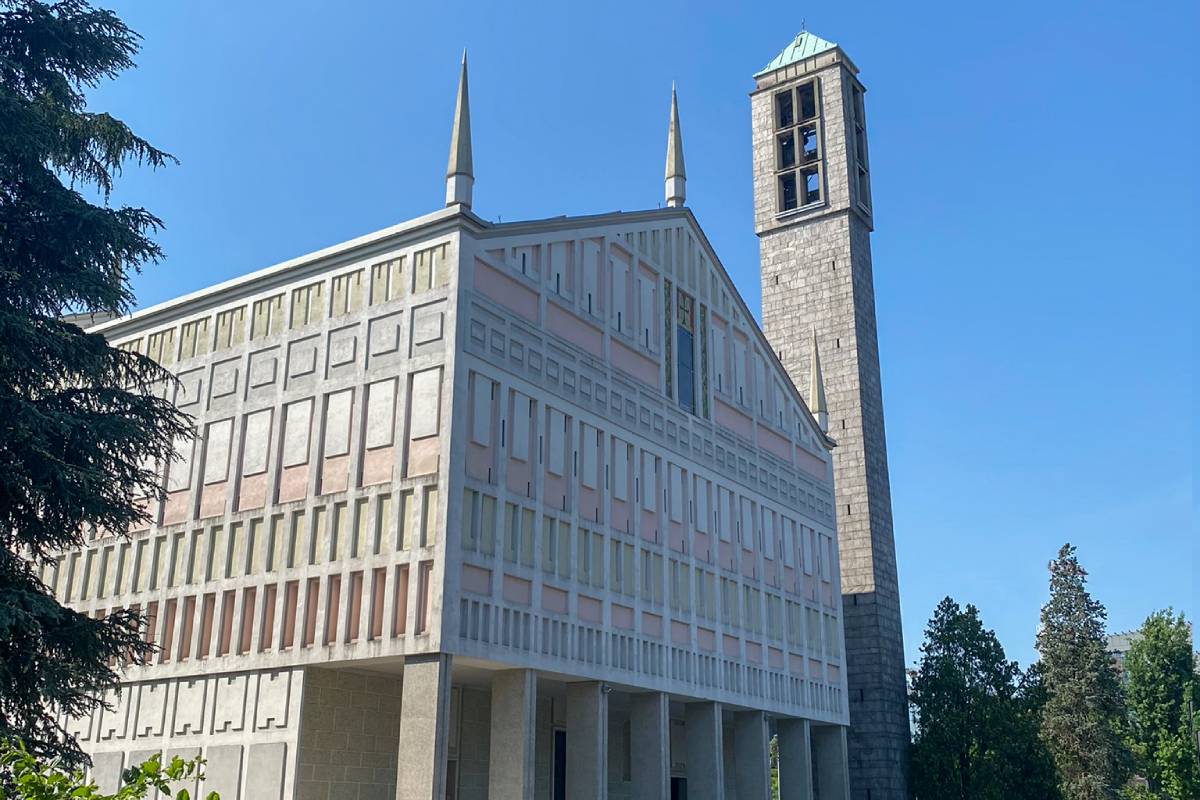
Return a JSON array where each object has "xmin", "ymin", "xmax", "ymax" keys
[
  {"xmin": 396, "ymin": 653, "xmax": 452, "ymax": 800},
  {"xmin": 488, "ymin": 669, "xmax": 537, "ymax": 800},
  {"xmin": 566, "ymin": 681, "xmax": 608, "ymax": 800},
  {"xmin": 684, "ymin": 702, "xmax": 724, "ymax": 800},
  {"xmin": 630, "ymin": 691, "xmax": 670, "ymax": 800},
  {"xmin": 812, "ymin": 725, "xmax": 850, "ymax": 800},
  {"xmin": 734, "ymin": 710, "xmax": 771, "ymax": 800},
  {"xmin": 777, "ymin": 718, "xmax": 814, "ymax": 800}
]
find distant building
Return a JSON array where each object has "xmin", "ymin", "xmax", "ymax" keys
[
  {"xmin": 1107, "ymin": 624, "xmax": 1198, "ymax": 681},
  {"xmin": 47, "ymin": 30, "xmax": 907, "ymax": 800}
]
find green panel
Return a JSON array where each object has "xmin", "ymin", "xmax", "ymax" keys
[{"xmin": 755, "ymin": 31, "xmax": 837, "ymax": 78}]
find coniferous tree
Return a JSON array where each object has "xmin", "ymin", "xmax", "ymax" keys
[
  {"xmin": 909, "ymin": 597, "xmax": 1058, "ymax": 800},
  {"xmin": 0, "ymin": 0, "xmax": 188, "ymax": 765},
  {"xmin": 1037, "ymin": 544, "xmax": 1131, "ymax": 800},
  {"xmin": 1123, "ymin": 610, "xmax": 1199, "ymax": 800}
]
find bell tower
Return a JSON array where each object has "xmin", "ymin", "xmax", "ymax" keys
[{"xmin": 753, "ymin": 32, "xmax": 909, "ymax": 800}]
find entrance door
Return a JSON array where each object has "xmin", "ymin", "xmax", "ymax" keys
[
  {"xmin": 552, "ymin": 729, "xmax": 567, "ymax": 800},
  {"xmin": 671, "ymin": 776, "xmax": 688, "ymax": 800}
]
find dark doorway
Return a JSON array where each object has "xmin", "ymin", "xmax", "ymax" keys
[
  {"xmin": 671, "ymin": 776, "xmax": 688, "ymax": 800},
  {"xmin": 552, "ymin": 729, "xmax": 567, "ymax": 800}
]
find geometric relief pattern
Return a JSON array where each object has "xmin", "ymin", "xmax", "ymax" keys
[
  {"xmin": 136, "ymin": 681, "xmax": 169, "ymax": 738},
  {"xmin": 254, "ymin": 670, "xmax": 292, "ymax": 731},
  {"xmin": 212, "ymin": 673, "xmax": 250, "ymax": 734},
  {"xmin": 173, "ymin": 677, "xmax": 207, "ymax": 736}
]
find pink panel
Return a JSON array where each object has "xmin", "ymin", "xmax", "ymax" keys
[
  {"xmin": 162, "ymin": 490, "xmax": 190, "ymax": 525},
  {"xmin": 719, "ymin": 540, "xmax": 736, "ymax": 572},
  {"xmin": 198, "ymin": 482, "xmax": 227, "ymax": 519},
  {"xmin": 823, "ymin": 582, "xmax": 834, "ymax": 607},
  {"xmin": 763, "ymin": 558, "xmax": 777, "ymax": 586},
  {"xmin": 669, "ymin": 521, "xmax": 686, "ymax": 554},
  {"xmin": 783, "ymin": 565, "xmax": 797, "ymax": 594},
  {"xmin": 768, "ymin": 646, "xmax": 784, "ymax": 669},
  {"xmin": 546, "ymin": 303, "xmax": 603, "ymax": 357},
  {"xmin": 809, "ymin": 658, "xmax": 823, "ymax": 678},
  {"xmin": 578, "ymin": 486, "xmax": 600, "ymax": 522},
  {"xmin": 277, "ymin": 465, "xmax": 309, "ymax": 504},
  {"xmin": 694, "ymin": 532, "xmax": 712, "ymax": 563},
  {"xmin": 757, "ymin": 425, "xmax": 792, "ymax": 462},
  {"xmin": 723, "ymin": 634, "xmax": 740, "ymax": 658},
  {"xmin": 746, "ymin": 640, "xmax": 763, "ymax": 664},
  {"xmin": 474, "ymin": 260, "xmax": 538, "ymax": 322},
  {"xmin": 789, "ymin": 652, "xmax": 806, "ymax": 675},
  {"xmin": 347, "ymin": 573, "xmax": 362, "ymax": 642},
  {"xmin": 714, "ymin": 399, "xmax": 753, "ymax": 439},
  {"xmin": 324, "ymin": 575, "xmax": 341, "ymax": 645},
  {"xmin": 406, "ymin": 437, "xmax": 439, "ymax": 478},
  {"xmin": 361, "ymin": 447, "xmax": 394, "ymax": 487},
  {"xmin": 828, "ymin": 664, "xmax": 840, "ymax": 682},
  {"xmin": 611, "ymin": 603, "xmax": 634, "ymax": 630},
  {"xmin": 611, "ymin": 339, "xmax": 660, "ymax": 389},
  {"xmin": 544, "ymin": 472, "xmax": 567, "ymax": 512},
  {"xmin": 321, "ymin": 455, "xmax": 350, "ymax": 494},
  {"xmin": 502, "ymin": 574, "xmax": 532, "ymax": 606},
  {"xmin": 466, "ymin": 442, "xmax": 492, "ymax": 481},
  {"xmin": 641, "ymin": 612, "xmax": 663, "ymax": 638},
  {"xmin": 741, "ymin": 550, "xmax": 756, "ymax": 580},
  {"xmin": 697, "ymin": 627, "xmax": 717, "ymax": 652},
  {"xmin": 578, "ymin": 595, "xmax": 602, "ymax": 623},
  {"xmin": 238, "ymin": 474, "xmax": 267, "ymax": 511},
  {"xmin": 796, "ymin": 448, "xmax": 826, "ymax": 479},
  {"xmin": 610, "ymin": 499, "xmax": 630, "ymax": 535},
  {"xmin": 461, "ymin": 565, "xmax": 492, "ymax": 596},
  {"xmin": 671, "ymin": 620, "xmax": 690, "ymax": 645},
  {"xmin": 131, "ymin": 497, "xmax": 153, "ymax": 532},
  {"xmin": 541, "ymin": 585, "xmax": 568, "ymax": 615},
  {"xmin": 506, "ymin": 456, "xmax": 532, "ymax": 497},
  {"xmin": 640, "ymin": 509, "xmax": 659, "ymax": 544}
]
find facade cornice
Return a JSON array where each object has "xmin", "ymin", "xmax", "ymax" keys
[{"xmin": 91, "ymin": 205, "xmax": 491, "ymax": 338}]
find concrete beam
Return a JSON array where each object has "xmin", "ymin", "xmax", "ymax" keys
[
  {"xmin": 813, "ymin": 724, "xmax": 851, "ymax": 800},
  {"xmin": 734, "ymin": 710, "xmax": 770, "ymax": 800},
  {"xmin": 396, "ymin": 653, "xmax": 452, "ymax": 800},
  {"xmin": 488, "ymin": 669, "xmax": 537, "ymax": 800},
  {"xmin": 684, "ymin": 702, "xmax": 724, "ymax": 800},
  {"xmin": 630, "ymin": 692, "xmax": 670, "ymax": 800},
  {"xmin": 777, "ymin": 718, "xmax": 814, "ymax": 800},
  {"xmin": 566, "ymin": 681, "xmax": 607, "ymax": 800}
]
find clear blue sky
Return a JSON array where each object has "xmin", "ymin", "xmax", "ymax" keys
[{"xmin": 93, "ymin": 0, "xmax": 1196, "ymax": 667}]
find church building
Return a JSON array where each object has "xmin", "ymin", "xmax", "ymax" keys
[{"xmin": 53, "ymin": 29, "xmax": 907, "ymax": 800}]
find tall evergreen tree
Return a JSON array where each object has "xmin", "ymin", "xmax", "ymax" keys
[
  {"xmin": 0, "ymin": 0, "xmax": 188, "ymax": 765},
  {"xmin": 1123, "ymin": 610, "xmax": 1199, "ymax": 800},
  {"xmin": 1037, "ymin": 544, "xmax": 1131, "ymax": 800},
  {"xmin": 909, "ymin": 596, "xmax": 1058, "ymax": 800}
]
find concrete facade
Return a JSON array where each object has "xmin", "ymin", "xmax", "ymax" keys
[
  {"xmin": 752, "ymin": 38, "xmax": 910, "ymax": 800},
  {"xmin": 45, "ymin": 42, "xmax": 880, "ymax": 799}
]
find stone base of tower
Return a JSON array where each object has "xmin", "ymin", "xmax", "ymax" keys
[{"xmin": 843, "ymin": 591, "xmax": 910, "ymax": 800}]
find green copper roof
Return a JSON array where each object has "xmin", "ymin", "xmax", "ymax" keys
[{"xmin": 755, "ymin": 31, "xmax": 838, "ymax": 77}]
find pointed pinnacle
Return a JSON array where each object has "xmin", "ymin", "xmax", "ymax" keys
[
  {"xmin": 447, "ymin": 52, "xmax": 472, "ymax": 179},
  {"xmin": 665, "ymin": 85, "xmax": 686, "ymax": 181}
]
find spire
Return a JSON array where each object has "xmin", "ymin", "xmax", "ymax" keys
[
  {"xmin": 664, "ymin": 83, "xmax": 686, "ymax": 208},
  {"xmin": 446, "ymin": 50, "xmax": 473, "ymax": 209},
  {"xmin": 810, "ymin": 329, "xmax": 828, "ymax": 431}
]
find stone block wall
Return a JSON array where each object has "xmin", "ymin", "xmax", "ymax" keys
[
  {"xmin": 754, "ymin": 53, "xmax": 909, "ymax": 800},
  {"xmin": 296, "ymin": 668, "xmax": 402, "ymax": 800}
]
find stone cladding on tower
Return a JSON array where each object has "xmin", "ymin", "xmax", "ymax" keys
[{"xmin": 752, "ymin": 36, "xmax": 910, "ymax": 800}]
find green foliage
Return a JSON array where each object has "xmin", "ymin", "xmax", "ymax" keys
[
  {"xmin": 0, "ymin": 741, "xmax": 217, "ymax": 799},
  {"xmin": 909, "ymin": 596, "xmax": 1059, "ymax": 800},
  {"xmin": 1037, "ymin": 544, "xmax": 1131, "ymax": 800},
  {"xmin": 0, "ymin": 0, "xmax": 189, "ymax": 765},
  {"xmin": 1122, "ymin": 610, "xmax": 1199, "ymax": 800}
]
